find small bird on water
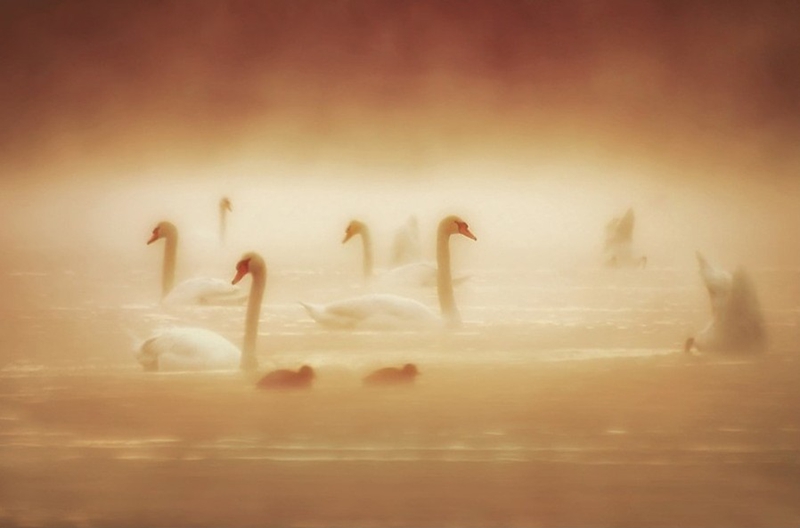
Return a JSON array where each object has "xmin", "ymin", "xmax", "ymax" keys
[
  {"xmin": 257, "ymin": 365, "xmax": 315, "ymax": 389},
  {"xmin": 363, "ymin": 363, "xmax": 420, "ymax": 386}
]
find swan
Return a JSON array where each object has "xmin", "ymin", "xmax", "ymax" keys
[
  {"xmin": 147, "ymin": 221, "xmax": 246, "ymax": 304},
  {"xmin": 136, "ymin": 252, "xmax": 266, "ymax": 371},
  {"xmin": 219, "ymin": 196, "xmax": 232, "ymax": 245},
  {"xmin": 257, "ymin": 365, "xmax": 315, "ymax": 389},
  {"xmin": 603, "ymin": 208, "xmax": 647, "ymax": 268},
  {"xmin": 342, "ymin": 219, "xmax": 469, "ymax": 287},
  {"xmin": 684, "ymin": 252, "xmax": 766, "ymax": 355},
  {"xmin": 304, "ymin": 215, "xmax": 477, "ymax": 329},
  {"xmin": 390, "ymin": 215, "xmax": 422, "ymax": 266},
  {"xmin": 363, "ymin": 363, "xmax": 419, "ymax": 386}
]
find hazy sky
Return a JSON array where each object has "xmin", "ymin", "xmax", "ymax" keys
[{"xmin": 2, "ymin": 0, "xmax": 799, "ymax": 182}]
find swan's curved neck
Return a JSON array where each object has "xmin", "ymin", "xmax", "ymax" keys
[
  {"xmin": 161, "ymin": 231, "xmax": 178, "ymax": 299},
  {"xmin": 436, "ymin": 225, "xmax": 459, "ymax": 326},
  {"xmin": 359, "ymin": 226, "xmax": 374, "ymax": 279},
  {"xmin": 241, "ymin": 264, "xmax": 265, "ymax": 371}
]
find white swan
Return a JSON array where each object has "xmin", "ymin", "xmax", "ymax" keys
[
  {"xmin": 390, "ymin": 215, "xmax": 422, "ymax": 266},
  {"xmin": 342, "ymin": 219, "xmax": 468, "ymax": 288},
  {"xmin": 147, "ymin": 221, "xmax": 245, "ymax": 304},
  {"xmin": 684, "ymin": 252, "xmax": 766, "ymax": 354},
  {"xmin": 604, "ymin": 208, "xmax": 647, "ymax": 268},
  {"xmin": 304, "ymin": 215, "xmax": 477, "ymax": 329},
  {"xmin": 219, "ymin": 196, "xmax": 232, "ymax": 246},
  {"xmin": 137, "ymin": 252, "xmax": 266, "ymax": 371}
]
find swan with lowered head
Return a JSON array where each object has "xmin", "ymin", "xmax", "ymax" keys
[
  {"xmin": 147, "ymin": 221, "xmax": 245, "ymax": 304},
  {"xmin": 137, "ymin": 252, "xmax": 266, "ymax": 371},
  {"xmin": 219, "ymin": 196, "xmax": 232, "ymax": 245},
  {"xmin": 342, "ymin": 219, "xmax": 469, "ymax": 288},
  {"xmin": 684, "ymin": 252, "xmax": 766, "ymax": 355},
  {"xmin": 604, "ymin": 208, "xmax": 647, "ymax": 268},
  {"xmin": 303, "ymin": 215, "xmax": 476, "ymax": 329}
]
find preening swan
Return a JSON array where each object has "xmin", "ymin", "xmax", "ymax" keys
[
  {"xmin": 219, "ymin": 196, "xmax": 232, "ymax": 245},
  {"xmin": 304, "ymin": 215, "xmax": 477, "ymax": 329},
  {"xmin": 363, "ymin": 363, "xmax": 419, "ymax": 386},
  {"xmin": 343, "ymin": 219, "xmax": 468, "ymax": 287},
  {"xmin": 684, "ymin": 252, "xmax": 766, "ymax": 355},
  {"xmin": 137, "ymin": 252, "xmax": 266, "ymax": 371},
  {"xmin": 147, "ymin": 221, "xmax": 245, "ymax": 304},
  {"xmin": 257, "ymin": 365, "xmax": 315, "ymax": 389},
  {"xmin": 604, "ymin": 208, "xmax": 647, "ymax": 268},
  {"xmin": 390, "ymin": 215, "xmax": 422, "ymax": 266}
]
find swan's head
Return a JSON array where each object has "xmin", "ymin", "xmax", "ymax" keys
[
  {"xmin": 147, "ymin": 221, "xmax": 176, "ymax": 245},
  {"xmin": 220, "ymin": 197, "xmax": 232, "ymax": 212},
  {"xmin": 440, "ymin": 215, "xmax": 477, "ymax": 241},
  {"xmin": 342, "ymin": 220, "xmax": 365, "ymax": 244},
  {"xmin": 298, "ymin": 365, "xmax": 315, "ymax": 380},
  {"xmin": 232, "ymin": 252, "xmax": 266, "ymax": 284},
  {"xmin": 402, "ymin": 363, "xmax": 419, "ymax": 377}
]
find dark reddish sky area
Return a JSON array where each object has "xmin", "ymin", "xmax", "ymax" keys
[{"xmin": 2, "ymin": 0, "xmax": 799, "ymax": 180}]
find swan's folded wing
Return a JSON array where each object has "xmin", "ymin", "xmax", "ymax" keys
[
  {"xmin": 304, "ymin": 294, "xmax": 437, "ymax": 329},
  {"xmin": 165, "ymin": 277, "xmax": 246, "ymax": 305},
  {"xmin": 138, "ymin": 327, "xmax": 240, "ymax": 370}
]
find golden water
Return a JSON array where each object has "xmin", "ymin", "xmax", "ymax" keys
[{"xmin": 1, "ymin": 173, "xmax": 799, "ymax": 527}]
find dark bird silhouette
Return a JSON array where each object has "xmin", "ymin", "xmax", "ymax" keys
[
  {"xmin": 363, "ymin": 363, "xmax": 420, "ymax": 386},
  {"xmin": 257, "ymin": 365, "xmax": 315, "ymax": 389}
]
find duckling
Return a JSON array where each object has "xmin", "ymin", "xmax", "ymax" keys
[
  {"xmin": 257, "ymin": 365, "xmax": 315, "ymax": 389},
  {"xmin": 363, "ymin": 363, "xmax": 419, "ymax": 386}
]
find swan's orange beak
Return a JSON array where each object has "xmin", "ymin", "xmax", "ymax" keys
[
  {"xmin": 147, "ymin": 229, "xmax": 160, "ymax": 245},
  {"xmin": 342, "ymin": 230, "xmax": 354, "ymax": 244},
  {"xmin": 457, "ymin": 222, "xmax": 477, "ymax": 241},
  {"xmin": 224, "ymin": 202, "xmax": 232, "ymax": 212},
  {"xmin": 232, "ymin": 259, "xmax": 250, "ymax": 285}
]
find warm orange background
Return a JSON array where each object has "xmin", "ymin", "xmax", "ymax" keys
[{"xmin": 2, "ymin": 1, "xmax": 799, "ymax": 181}]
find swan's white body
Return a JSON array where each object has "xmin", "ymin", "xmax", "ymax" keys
[
  {"xmin": 378, "ymin": 262, "xmax": 470, "ymax": 288},
  {"xmin": 164, "ymin": 277, "xmax": 246, "ymax": 305},
  {"xmin": 148, "ymin": 221, "xmax": 245, "ymax": 305},
  {"xmin": 301, "ymin": 294, "xmax": 438, "ymax": 330},
  {"xmin": 137, "ymin": 252, "xmax": 266, "ymax": 372},
  {"xmin": 696, "ymin": 252, "xmax": 732, "ymax": 316},
  {"xmin": 308, "ymin": 215, "xmax": 477, "ymax": 330},
  {"xmin": 604, "ymin": 208, "xmax": 647, "ymax": 268},
  {"xmin": 137, "ymin": 327, "xmax": 240, "ymax": 371},
  {"xmin": 687, "ymin": 252, "xmax": 765, "ymax": 354}
]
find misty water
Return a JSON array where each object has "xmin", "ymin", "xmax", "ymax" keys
[{"xmin": 1, "ymin": 168, "xmax": 799, "ymax": 527}]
